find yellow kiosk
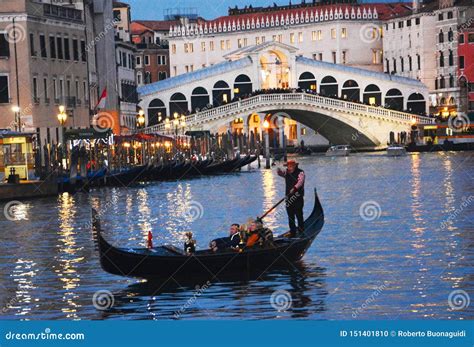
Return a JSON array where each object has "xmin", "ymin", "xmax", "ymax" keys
[{"xmin": 0, "ymin": 131, "xmax": 35, "ymax": 181}]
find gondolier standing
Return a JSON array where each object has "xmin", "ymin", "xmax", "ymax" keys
[{"xmin": 277, "ymin": 160, "xmax": 305, "ymax": 238}]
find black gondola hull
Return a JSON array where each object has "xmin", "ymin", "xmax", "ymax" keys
[{"xmin": 93, "ymin": 189, "xmax": 323, "ymax": 280}]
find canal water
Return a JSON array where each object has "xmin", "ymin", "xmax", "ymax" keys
[{"xmin": 0, "ymin": 152, "xmax": 472, "ymax": 320}]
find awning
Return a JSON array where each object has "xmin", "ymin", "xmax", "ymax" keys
[{"xmin": 65, "ymin": 128, "xmax": 112, "ymax": 140}]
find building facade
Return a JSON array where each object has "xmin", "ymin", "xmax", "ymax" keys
[
  {"xmin": 383, "ymin": 0, "xmax": 474, "ymax": 117},
  {"xmin": 167, "ymin": 2, "xmax": 411, "ymax": 77},
  {"xmin": 0, "ymin": 0, "xmax": 92, "ymax": 145},
  {"xmin": 458, "ymin": 22, "xmax": 474, "ymax": 115}
]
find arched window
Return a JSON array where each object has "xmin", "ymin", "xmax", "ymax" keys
[
  {"xmin": 439, "ymin": 30, "xmax": 444, "ymax": 43},
  {"xmin": 298, "ymin": 72, "xmax": 317, "ymax": 91},
  {"xmin": 407, "ymin": 93, "xmax": 426, "ymax": 115},
  {"xmin": 448, "ymin": 28, "xmax": 454, "ymax": 41},
  {"xmin": 385, "ymin": 89, "xmax": 403, "ymax": 111},
  {"xmin": 341, "ymin": 80, "xmax": 360, "ymax": 102},
  {"xmin": 169, "ymin": 92, "xmax": 188, "ymax": 115},
  {"xmin": 319, "ymin": 76, "xmax": 338, "ymax": 97},
  {"xmin": 233, "ymin": 74, "xmax": 252, "ymax": 98},
  {"xmin": 363, "ymin": 84, "xmax": 381, "ymax": 106},
  {"xmin": 212, "ymin": 80, "xmax": 231, "ymax": 106},
  {"xmin": 147, "ymin": 98, "xmax": 167, "ymax": 125},
  {"xmin": 191, "ymin": 87, "xmax": 210, "ymax": 112}
]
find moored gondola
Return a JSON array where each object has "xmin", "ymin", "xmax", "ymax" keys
[{"xmin": 93, "ymin": 189, "xmax": 324, "ymax": 279}]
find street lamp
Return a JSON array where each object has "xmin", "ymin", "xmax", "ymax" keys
[
  {"xmin": 57, "ymin": 105, "xmax": 68, "ymax": 169},
  {"xmin": 137, "ymin": 109, "xmax": 145, "ymax": 129},
  {"xmin": 164, "ymin": 117, "xmax": 171, "ymax": 134},
  {"xmin": 263, "ymin": 119, "xmax": 270, "ymax": 169},
  {"xmin": 157, "ymin": 112, "xmax": 162, "ymax": 123},
  {"xmin": 12, "ymin": 106, "xmax": 21, "ymax": 132}
]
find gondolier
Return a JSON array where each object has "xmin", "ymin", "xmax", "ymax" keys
[{"xmin": 277, "ymin": 160, "xmax": 305, "ymax": 238}]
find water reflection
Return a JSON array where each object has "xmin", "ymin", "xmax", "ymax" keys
[{"xmin": 0, "ymin": 153, "xmax": 473, "ymax": 320}]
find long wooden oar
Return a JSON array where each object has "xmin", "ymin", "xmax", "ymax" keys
[{"xmin": 258, "ymin": 195, "xmax": 287, "ymax": 221}]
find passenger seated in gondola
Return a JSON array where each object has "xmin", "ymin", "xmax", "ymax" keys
[
  {"xmin": 209, "ymin": 224, "xmax": 241, "ymax": 252},
  {"xmin": 184, "ymin": 232, "xmax": 196, "ymax": 255},
  {"xmin": 246, "ymin": 220, "xmax": 274, "ymax": 248}
]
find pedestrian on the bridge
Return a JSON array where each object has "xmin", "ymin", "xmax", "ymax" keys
[{"xmin": 277, "ymin": 159, "xmax": 305, "ymax": 238}]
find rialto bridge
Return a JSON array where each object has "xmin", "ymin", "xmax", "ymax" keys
[{"xmin": 138, "ymin": 42, "xmax": 434, "ymax": 148}]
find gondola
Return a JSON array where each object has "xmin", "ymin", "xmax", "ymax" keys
[
  {"xmin": 105, "ymin": 164, "xmax": 150, "ymax": 186},
  {"xmin": 93, "ymin": 189, "xmax": 324, "ymax": 279}
]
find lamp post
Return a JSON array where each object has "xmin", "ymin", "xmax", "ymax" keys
[
  {"xmin": 263, "ymin": 119, "xmax": 270, "ymax": 169},
  {"xmin": 11, "ymin": 106, "xmax": 20, "ymax": 132},
  {"xmin": 57, "ymin": 105, "xmax": 68, "ymax": 170},
  {"xmin": 164, "ymin": 117, "xmax": 171, "ymax": 135},
  {"xmin": 137, "ymin": 109, "xmax": 146, "ymax": 164}
]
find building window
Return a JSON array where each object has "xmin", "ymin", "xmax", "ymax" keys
[
  {"xmin": 298, "ymin": 32, "xmax": 303, "ymax": 43},
  {"xmin": 144, "ymin": 55, "xmax": 150, "ymax": 65},
  {"xmin": 415, "ymin": 17, "xmax": 420, "ymax": 25},
  {"xmin": 256, "ymin": 36, "xmax": 261, "ymax": 45},
  {"xmin": 385, "ymin": 59, "xmax": 389, "ymax": 73},
  {"xmin": 64, "ymin": 37, "xmax": 70, "ymax": 60},
  {"xmin": 407, "ymin": 19, "xmax": 411, "ymax": 27},
  {"xmin": 83, "ymin": 81, "xmax": 88, "ymax": 101},
  {"xmin": 393, "ymin": 58, "xmax": 397, "ymax": 73},
  {"xmin": 290, "ymin": 33, "xmax": 295, "ymax": 44},
  {"xmin": 43, "ymin": 78, "xmax": 49, "ymax": 102},
  {"xmin": 317, "ymin": 30, "xmax": 322, "ymax": 40},
  {"xmin": 468, "ymin": 33, "xmax": 474, "ymax": 43},
  {"xmin": 277, "ymin": 34, "xmax": 282, "ymax": 43},
  {"xmin": 39, "ymin": 34, "xmax": 47, "ymax": 58},
  {"xmin": 459, "ymin": 56, "xmax": 465, "ymax": 69},
  {"xmin": 30, "ymin": 33, "xmax": 35, "ymax": 56},
  {"xmin": 75, "ymin": 79, "xmax": 79, "ymax": 100},
  {"xmin": 341, "ymin": 28, "xmax": 347, "ymax": 38},
  {"xmin": 80, "ymin": 40, "xmax": 86, "ymax": 62},
  {"xmin": 459, "ymin": 33, "xmax": 465, "ymax": 44},
  {"xmin": 439, "ymin": 30, "xmax": 444, "ymax": 43},
  {"xmin": 439, "ymin": 51, "xmax": 444, "ymax": 67},
  {"xmin": 32, "ymin": 77, "xmax": 38, "ymax": 102},
  {"xmin": 185, "ymin": 65, "xmax": 189, "ymax": 73},
  {"xmin": 145, "ymin": 72, "xmax": 151, "ymax": 84},
  {"xmin": 448, "ymin": 28, "xmax": 454, "ymax": 41},
  {"xmin": 158, "ymin": 71, "xmax": 167, "ymax": 80},
  {"xmin": 438, "ymin": 13, "xmax": 443, "ymax": 21},
  {"xmin": 238, "ymin": 38, "xmax": 243, "ymax": 47},
  {"xmin": 342, "ymin": 51, "xmax": 347, "ymax": 64},
  {"xmin": 372, "ymin": 50, "xmax": 378, "ymax": 64},
  {"xmin": 136, "ymin": 56, "xmax": 141, "ymax": 66},
  {"xmin": 209, "ymin": 41, "xmax": 214, "ymax": 51},
  {"xmin": 158, "ymin": 55, "xmax": 166, "ymax": 65},
  {"xmin": 332, "ymin": 51, "xmax": 336, "ymax": 64},
  {"xmin": 226, "ymin": 40, "xmax": 231, "ymax": 49},
  {"xmin": 171, "ymin": 44, "xmax": 176, "ymax": 54},
  {"xmin": 417, "ymin": 54, "xmax": 421, "ymax": 70},
  {"xmin": 398, "ymin": 21, "xmax": 403, "ymax": 28},
  {"xmin": 331, "ymin": 28, "xmax": 336, "ymax": 39},
  {"xmin": 113, "ymin": 10, "xmax": 121, "ymax": 21},
  {"xmin": 201, "ymin": 41, "xmax": 205, "ymax": 51},
  {"xmin": 447, "ymin": 11, "xmax": 453, "ymax": 19},
  {"xmin": 72, "ymin": 39, "xmax": 79, "ymax": 61},
  {"xmin": 408, "ymin": 55, "xmax": 412, "ymax": 71},
  {"xmin": 0, "ymin": 33, "xmax": 10, "ymax": 57},
  {"xmin": 56, "ymin": 37, "xmax": 63, "ymax": 59},
  {"xmin": 449, "ymin": 50, "xmax": 453, "ymax": 66},
  {"xmin": 439, "ymin": 75, "xmax": 445, "ymax": 89},
  {"xmin": 0, "ymin": 75, "xmax": 9, "ymax": 103},
  {"xmin": 49, "ymin": 36, "xmax": 56, "ymax": 59},
  {"xmin": 52, "ymin": 78, "xmax": 57, "ymax": 101},
  {"xmin": 449, "ymin": 74, "xmax": 454, "ymax": 88},
  {"xmin": 400, "ymin": 57, "xmax": 404, "ymax": 72},
  {"xmin": 220, "ymin": 40, "xmax": 225, "ymax": 50},
  {"xmin": 318, "ymin": 53, "xmax": 323, "ymax": 61},
  {"xmin": 137, "ymin": 72, "xmax": 142, "ymax": 85},
  {"xmin": 312, "ymin": 31, "xmax": 317, "ymax": 41},
  {"xmin": 173, "ymin": 66, "xmax": 177, "ymax": 76}
]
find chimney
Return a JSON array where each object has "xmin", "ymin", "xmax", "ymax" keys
[{"xmin": 413, "ymin": 0, "xmax": 420, "ymax": 13}]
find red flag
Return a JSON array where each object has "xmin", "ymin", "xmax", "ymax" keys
[
  {"xmin": 96, "ymin": 88, "xmax": 107, "ymax": 109},
  {"xmin": 147, "ymin": 231, "xmax": 153, "ymax": 249}
]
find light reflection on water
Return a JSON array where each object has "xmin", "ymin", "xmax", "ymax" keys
[{"xmin": 0, "ymin": 152, "xmax": 472, "ymax": 320}]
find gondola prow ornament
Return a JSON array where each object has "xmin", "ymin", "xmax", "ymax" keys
[{"xmin": 147, "ymin": 231, "xmax": 153, "ymax": 249}]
